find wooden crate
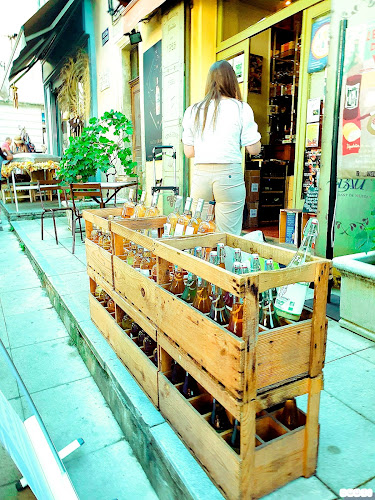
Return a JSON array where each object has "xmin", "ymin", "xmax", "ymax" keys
[{"xmin": 85, "ymin": 216, "xmax": 329, "ymax": 499}]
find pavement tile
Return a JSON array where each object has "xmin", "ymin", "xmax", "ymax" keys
[
  {"xmin": 22, "ymin": 377, "xmax": 124, "ymax": 459},
  {"xmin": 66, "ymin": 439, "xmax": 157, "ymax": 500},
  {"xmin": 354, "ymin": 346, "xmax": 375, "ymax": 365},
  {"xmin": 5, "ymin": 308, "xmax": 68, "ymax": 348},
  {"xmin": 0, "ymin": 271, "xmax": 41, "ymax": 293},
  {"xmin": 11, "ymin": 337, "xmax": 89, "ymax": 394},
  {"xmin": 325, "ymin": 340, "xmax": 352, "ymax": 363},
  {"xmin": 315, "ymin": 391, "xmax": 375, "ymax": 493},
  {"xmin": 327, "ymin": 320, "xmax": 374, "ymax": 352},
  {"xmin": 48, "ymin": 272, "xmax": 89, "ymax": 297},
  {"xmin": 61, "ymin": 291, "xmax": 91, "ymax": 323},
  {"xmin": 323, "ymin": 354, "xmax": 375, "ymax": 423},
  {"xmin": 0, "ymin": 288, "xmax": 52, "ymax": 317},
  {"xmin": 263, "ymin": 476, "xmax": 336, "ymax": 500}
]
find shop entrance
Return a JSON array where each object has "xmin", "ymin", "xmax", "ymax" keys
[{"xmin": 216, "ymin": 0, "xmax": 329, "ymax": 240}]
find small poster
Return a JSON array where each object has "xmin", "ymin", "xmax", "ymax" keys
[
  {"xmin": 248, "ymin": 54, "xmax": 263, "ymax": 93},
  {"xmin": 308, "ymin": 16, "xmax": 330, "ymax": 73},
  {"xmin": 233, "ymin": 54, "xmax": 244, "ymax": 83},
  {"xmin": 305, "ymin": 123, "xmax": 320, "ymax": 148},
  {"xmin": 302, "ymin": 149, "xmax": 321, "ymax": 197},
  {"xmin": 307, "ymin": 98, "xmax": 321, "ymax": 123},
  {"xmin": 303, "ymin": 186, "xmax": 319, "ymax": 213}
]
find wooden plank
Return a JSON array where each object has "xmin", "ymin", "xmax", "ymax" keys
[
  {"xmin": 158, "ymin": 373, "xmax": 241, "ymax": 500},
  {"xmin": 158, "ymin": 330, "xmax": 241, "ymax": 420},
  {"xmin": 310, "ymin": 261, "xmax": 329, "ymax": 376},
  {"xmin": 257, "ymin": 320, "xmax": 312, "ymax": 390},
  {"xmin": 114, "ymin": 255, "xmax": 245, "ymax": 398},
  {"xmin": 257, "ymin": 263, "xmax": 316, "ymax": 293},
  {"xmin": 303, "ymin": 375, "xmax": 322, "ymax": 477},
  {"xmin": 156, "ymin": 257, "xmax": 171, "ymax": 285},
  {"xmin": 256, "ymin": 378, "xmax": 313, "ymax": 412},
  {"xmin": 154, "ymin": 240, "xmax": 244, "ymax": 296},
  {"xmin": 82, "ymin": 208, "xmax": 122, "ymax": 229},
  {"xmin": 89, "ymin": 293, "xmax": 112, "ymax": 340},
  {"xmin": 85, "ymin": 238, "xmax": 113, "ymax": 286},
  {"xmin": 87, "ymin": 266, "xmax": 113, "ymax": 294},
  {"xmin": 161, "ymin": 232, "xmax": 227, "ymax": 250},
  {"xmin": 254, "ymin": 428, "xmax": 305, "ymax": 498},
  {"xmin": 113, "ymin": 215, "xmax": 167, "ymax": 231}
]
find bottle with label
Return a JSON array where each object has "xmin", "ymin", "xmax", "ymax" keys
[
  {"xmin": 209, "ymin": 284, "xmax": 230, "ymax": 325},
  {"xmin": 197, "ymin": 201, "xmax": 216, "ymax": 234},
  {"xmin": 217, "ymin": 243, "xmax": 226, "ymax": 269},
  {"xmin": 275, "ymin": 219, "xmax": 319, "ymax": 320},
  {"xmin": 185, "ymin": 198, "xmax": 205, "ymax": 235},
  {"xmin": 140, "ymin": 249, "xmax": 153, "ymax": 277},
  {"xmin": 122, "ymin": 189, "xmax": 136, "ymax": 218},
  {"xmin": 224, "ymin": 249, "xmax": 242, "ymax": 309},
  {"xmin": 155, "ymin": 77, "xmax": 161, "ymax": 116},
  {"xmin": 174, "ymin": 197, "xmax": 193, "ymax": 236},
  {"xmin": 133, "ymin": 191, "xmax": 146, "ymax": 218},
  {"xmin": 145, "ymin": 192, "xmax": 160, "ymax": 217},
  {"xmin": 260, "ymin": 287, "xmax": 280, "ymax": 329},
  {"xmin": 227, "ymin": 262, "xmax": 243, "ymax": 337},
  {"xmin": 181, "ymin": 272, "xmax": 198, "ymax": 303},
  {"xmin": 207, "ymin": 250, "xmax": 218, "ymax": 298},
  {"xmin": 169, "ymin": 265, "xmax": 185, "ymax": 295},
  {"xmin": 192, "ymin": 277, "xmax": 212, "ymax": 313},
  {"xmin": 165, "ymin": 195, "xmax": 183, "ymax": 236}
]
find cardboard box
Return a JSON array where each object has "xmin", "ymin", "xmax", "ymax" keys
[
  {"xmin": 245, "ymin": 170, "xmax": 260, "ymax": 203},
  {"xmin": 244, "ymin": 202, "xmax": 259, "ymax": 228}
]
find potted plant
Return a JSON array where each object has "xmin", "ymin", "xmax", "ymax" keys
[
  {"xmin": 56, "ymin": 110, "xmax": 137, "ymax": 226},
  {"xmin": 332, "ymin": 210, "xmax": 375, "ymax": 341}
]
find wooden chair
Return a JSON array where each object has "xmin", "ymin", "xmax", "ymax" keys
[
  {"xmin": 70, "ymin": 183, "xmax": 103, "ymax": 254},
  {"xmin": 38, "ymin": 180, "xmax": 72, "ymax": 245}
]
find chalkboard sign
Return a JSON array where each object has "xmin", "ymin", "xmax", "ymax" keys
[{"xmin": 303, "ymin": 186, "xmax": 318, "ymax": 213}]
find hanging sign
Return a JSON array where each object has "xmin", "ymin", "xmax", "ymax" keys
[
  {"xmin": 307, "ymin": 16, "xmax": 330, "ymax": 73},
  {"xmin": 337, "ymin": 22, "xmax": 375, "ymax": 178}
]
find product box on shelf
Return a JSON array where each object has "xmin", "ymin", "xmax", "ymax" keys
[
  {"xmin": 245, "ymin": 170, "xmax": 260, "ymax": 203},
  {"xmin": 83, "ymin": 209, "xmax": 330, "ymax": 500}
]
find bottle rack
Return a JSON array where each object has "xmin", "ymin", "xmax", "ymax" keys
[{"xmin": 83, "ymin": 208, "xmax": 330, "ymax": 499}]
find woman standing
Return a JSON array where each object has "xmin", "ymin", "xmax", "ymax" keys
[{"xmin": 182, "ymin": 60, "xmax": 261, "ymax": 235}]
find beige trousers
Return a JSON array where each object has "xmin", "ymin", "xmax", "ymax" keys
[{"xmin": 191, "ymin": 163, "xmax": 245, "ymax": 236}]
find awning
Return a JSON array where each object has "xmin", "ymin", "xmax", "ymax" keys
[
  {"xmin": 122, "ymin": 0, "xmax": 166, "ymax": 34},
  {"xmin": 8, "ymin": 0, "xmax": 77, "ymax": 83}
]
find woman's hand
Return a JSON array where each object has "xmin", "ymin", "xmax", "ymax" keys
[
  {"xmin": 245, "ymin": 141, "xmax": 261, "ymax": 156},
  {"xmin": 184, "ymin": 144, "xmax": 195, "ymax": 158}
]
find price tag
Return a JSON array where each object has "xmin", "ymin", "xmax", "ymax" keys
[
  {"xmin": 251, "ymin": 183, "xmax": 259, "ymax": 193},
  {"xmin": 174, "ymin": 224, "xmax": 184, "ymax": 236},
  {"xmin": 185, "ymin": 226, "xmax": 194, "ymax": 235},
  {"xmin": 164, "ymin": 223, "xmax": 171, "ymax": 236}
]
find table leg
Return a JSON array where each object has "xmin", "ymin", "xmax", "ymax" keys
[{"xmin": 12, "ymin": 171, "xmax": 19, "ymax": 213}]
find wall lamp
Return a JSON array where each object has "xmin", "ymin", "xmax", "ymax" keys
[{"xmin": 125, "ymin": 29, "xmax": 142, "ymax": 45}]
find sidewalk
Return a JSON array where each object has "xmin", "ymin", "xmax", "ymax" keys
[
  {"xmin": 3, "ymin": 215, "xmax": 375, "ymax": 499},
  {"xmin": 0, "ymin": 218, "xmax": 157, "ymax": 499}
]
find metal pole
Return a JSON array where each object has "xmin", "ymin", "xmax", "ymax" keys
[
  {"xmin": 326, "ymin": 19, "xmax": 347, "ymax": 259},
  {"xmin": 0, "ymin": 339, "xmax": 65, "ymax": 474}
]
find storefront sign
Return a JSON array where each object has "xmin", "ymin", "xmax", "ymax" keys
[
  {"xmin": 337, "ymin": 22, "xmax": 375, "ymax": 178},
  {"xmin": 307, "ymin": 16, "xmax": 330, "ymax": 73},
  {"xmin": 144, "ymin": 40, "xmax": 163, "ymax": 161}
]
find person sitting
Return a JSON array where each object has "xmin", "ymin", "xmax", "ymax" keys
[{"xmin": 2, "ymin": 137, "xmax": 12, "ymax": 153}]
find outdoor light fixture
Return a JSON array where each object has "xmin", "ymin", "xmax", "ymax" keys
[{"xmin": 126, "ymin": 29, "xmax": 142, "ymax": 45}]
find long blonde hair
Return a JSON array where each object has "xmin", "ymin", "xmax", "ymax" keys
[{"xmin": 193, "ymin": 60, "xmax": 242, "ymax": 135}]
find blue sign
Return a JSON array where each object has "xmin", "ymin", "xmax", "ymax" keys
[
  {"xmin": 102, "ymin": 28, "xmax": 109, "ymax": 46},
  {"xmin": 307, "ymin": 16, "xmax": 330, "ymax": 73}
]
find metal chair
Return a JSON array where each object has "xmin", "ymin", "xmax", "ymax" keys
[
  {"xmin": 70, "ymin": 183, "xmax": 103, "ymax": 254},
  {"xmin": 38, "ymin": 180, "xmax": 72, "ymax": 245}
]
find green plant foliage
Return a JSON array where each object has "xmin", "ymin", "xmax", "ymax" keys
[{"xmin": 56, "ymin": 110, "xmax": 137, "ymax": 184}]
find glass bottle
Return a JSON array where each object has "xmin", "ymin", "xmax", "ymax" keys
[
  {"xmin": 192, "ymin": 277, "xmax": 212, "ymax": 313},
  {"xmin": 265, "ymin": 258, "xmax": 277, "ymax": 299},
  {"xmin": 279, "ymin": 398, "xmax": 300, "ymax": 430},
  {"xmin": 227, "ymin": 263, "xmax": 243, "ymax": 337},
  {"xmin": 181, "ymin": 272, "xmax": 198, "ymax": 303},
  {"xmin": 121, "ymin": 313, "xmax": 132, "ymax": 330},
  {"xmin": 107, "ymin": 298, "xmax": 115, "ymax": 313},
  {"xmin": 138, "ymin": 330, "xmax": 147, "ymax": 346},
  {"xmin": 207, "ymin": 250, "xmax": 218, "ymax": 298},
  {"xmin": 145, "ymin": 192, "xmax": 160, "ymax": 217},
  {"xmin": 224, "ymin": 251, "xmax": 241, "ymax": 310},
  {"xmin": 126, "ymin": 242, "xmax": 137, "ymax": 267},
  {"xmin": 260, "ymin": 288, "xmax": 280, "ymax": 329},
  {"xmin": 174, "ymin": 197, "xmax": 193, "ymax": 236},
  {"xmin": 94, "ymin": 285, "xmax": 106, "ymax": 301},
  {"xmin": 185, "ymin": 198, "xmax": 205, "ymax": 235},
  {"xmin": 102, "ymin": 231, "xmax": 112, "ymax": 253},
  {"xmin": 143, "ymin": 335, "xmax": 156, "ymax": 356},
  {"xmin": 140, "ymin": 249, "xmax": 153, "ymax": 277},
  {"xmin": 133, "ymin": 246, "xmax": 144, "ymax": 269},
  {"xmin": 209, "ymin": 284, "xmax": 230, "ymax": 325},
  {"xmin": 133, "ymin": 191, "xmax": 146, "ymax": 218},
  {"xmin": 170, "ymin": 265, "xmax": 185, "ymax": 295},
  {"xmin": 122, "ymin": 188, "xmax": 136, "ymax": 218},
  {"xmin": 90, "ymin": 225, "xmax": 99, "ymax": 243},
  {"xmin": 275, "ymin": 219, "xmax": 319, "ymax": 320},
  {"xmin": 210, "ymin": 399, "xmax": 230, "ymax": 431},
  {"xmin": 230, "ymin": 419, "xmax": 240, "ymax": 453},
  {"xmin": 129, "ymin": 322, "xmax": 141, "ymax": 344},
  {"xmin": 182, "ymin": 372, "xmax": 197, "ymax": 398},
  {"xmin": 197, "ymin": 201, "xmax": 216, "ymax": 234},
  {"xmin": 217, "ymin": 243, "xmax": 226, "ymax": 269},
  {"xmin": 152, "ymin": 347, "xmax": 158, "ymax": 366},
  {"xmin": 165, "ymin": 195, "xmax": 183, "ymax": 236}
]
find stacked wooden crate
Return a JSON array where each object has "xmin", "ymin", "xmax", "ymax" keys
[{"xmin": 83, "ymin": 209, "xmax": 329, "ymax": 500}]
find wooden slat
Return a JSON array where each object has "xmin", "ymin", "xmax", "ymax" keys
[
  {"xmin": 85, "ymin": 238, "xmax": 113, "ymax": 286},
  {"xmin": 112, "ymin": 216, "xmax": 167, "ymax": 232},
  {"xmin": 254, "ymin": 428, "xmax": 305, "ymax": 498},
  {"xmin": 257, "ymin": 263, "xmax": 316, "ymax": 293},
  {"xmin": 161, "ymin": 232, "xmax": 227, "ymax": 250},
  {"xmin": 82, "ymin": 208, "xmax": 122, "ymax": 229},
  {"xmin": 158, "ymin": 373, "xmax": 241, "ymax": 500},
  {"xmin": 255, "ymin": 377, "xmax": 318, "ymax": 412},
  {"xmin": 257, "ymin": 320, "xmax": 312, "ymax": 390},
  {"xmin": 113, "ymin": 256, "xmax": 245, "ymax": 398},
  {"xmin": 310, "ymin": 262, "xmax": 329, "ymax": 376},
  {"xmin": 158, "ymin": 330, "xmax": 240, "ymax": 420},
  {"xmin": 87, "ymin": 267, "xmax": 113, "ymax": 294},
  {"xmin": 303, "ymin": 375, "xmax": 322, "ymax": 477},
  {"xmin": 89, "ymin": 293, "xmax": 112, "ymax": 340}
]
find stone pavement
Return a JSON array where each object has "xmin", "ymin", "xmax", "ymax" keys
[
  {"xmin": 1, "ymin": 214, "xmax": 375, "ymax": 499},
  {"xmin": 0, "ymin": 217, "xmax": 158, "ymax": 499}
]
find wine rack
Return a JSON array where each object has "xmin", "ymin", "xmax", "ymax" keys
[{"xmin": 83, "ymin": 208, "xmax": 330, "ymax": 499}]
